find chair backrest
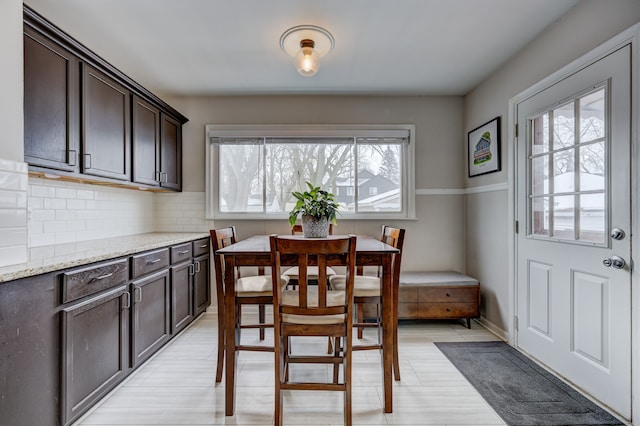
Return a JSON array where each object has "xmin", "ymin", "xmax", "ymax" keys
[
  {"xmin": 290, "ymin": 223, "xmax": 334, "ymax": 235},
  {"xmin": 380, "ymin": 225, "xmax": 405, "ymax": 286},
  {"xmin": 270, "ymin": 235, "xmax": 356, "ymax": 330},
  {"xmin": 210, "ymin": 226, "xmax": 238, "ymax": 305}
]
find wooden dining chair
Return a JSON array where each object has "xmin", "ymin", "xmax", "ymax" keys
[
  {"xmin": 282, "ymin": 223, "xmax": 337, "ymax": 282},
  {"xmin": 210, "ymin": 226, "xmax": 289, "ymax": 383},
  {"xmin": 329, "ymin": 225, "xmax": 405, "ymax": 380},
  {"xmin": 270, "ymin": 234, "xmax": 357, "ymax": 426}
]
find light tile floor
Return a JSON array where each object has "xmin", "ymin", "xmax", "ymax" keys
[{"xmin": 73, "ymin": 311, "xmax": 506, "ymax": 426}]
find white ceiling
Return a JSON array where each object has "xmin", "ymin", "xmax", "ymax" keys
[{"xmin": 24, "ymin": 0, "xmax": 580, "ymax": 97}]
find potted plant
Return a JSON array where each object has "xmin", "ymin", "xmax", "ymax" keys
[{"xmin": 288, "ymin": 181, "xmax": 339, "ymax": 238}]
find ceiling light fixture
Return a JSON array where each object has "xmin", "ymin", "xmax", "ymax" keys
[{"xmin": 280, "ymin": 25, "xmax": 334, "ymax": 77}]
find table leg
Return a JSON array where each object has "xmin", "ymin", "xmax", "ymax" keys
[
  {"xmin": 224, "ymin": 256, "xmax": 237, "ymax": 416},
  {"xmin": 381, "ymin": 253, "xmax": 393, "ymax": 413}
]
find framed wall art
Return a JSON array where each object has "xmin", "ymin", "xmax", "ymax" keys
[{"xmin": 468, "ymin": 117, "xmax": 501, "ymax": 177}]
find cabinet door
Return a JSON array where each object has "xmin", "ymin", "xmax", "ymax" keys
[
  {"xmin": 193, "ymin": 254, "xmax": 211, "ymax": 316},
  {"xmin": 132, "ymin": 95, "xmax": 160, "ymax": 186},
  {"xmin": 23, "ymin": 27, "xmax": 79, "ymax": 172},
  {"xmin": 131, "ymin": 270, "xmax": 171, "ymax": 367},
  {"xmin": 82, "ymin": 64, "xmax": 131, "ymax": 181},
  {"xmin": 171, "ymin": 261, "xmax": 194, "ymax": 334},
  {"xmin": 159, "ymin": 113, "xmax": 182, "ymax": 190},
  {"xmin": 61, "ymin": 285, "xmax": 130, "ymax": 426}
]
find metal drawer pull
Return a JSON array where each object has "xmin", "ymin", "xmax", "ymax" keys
[
  {"xmin": 122, "ymin": 292, "xmax": 131, "ymax": 309},
  {"xmin": 189, "ymin": 264, "xmax": 195, "ymax": 276},
  {"xmin": 134, "ymin": 286, "xmax": 143, "ymax": 303},
  {"xmin": 195, "ymin": 261, "xmax": 201, "ymax": 273},
  {"xmin": 84, "ymin": 153, "xmax": 92, "ymax": 169},
  {"xmin": 91, "ymin": 272, "xmax": 113, "ymax": 282},
  {"xmin": 178, "ymin": 250, "xmax": 190, "ymax": 255},
  {"xmin": 147, "ymin": 258, "xmax": 162, "ymax": 264},
  {"xmin": 200, "ymin": 244, "xmax": 208, "ymax": 248}
]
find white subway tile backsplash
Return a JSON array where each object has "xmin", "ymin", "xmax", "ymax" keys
[
  {"xmin": 0, "ymin": 209, "xmax": 27, "ymax": 228},
  {"xmin": 66, "ymin": 199, "xmax": 86, "ymax": 210},
  {"xmin": 55, "ymin": 187, "xmax": 77, "ymax": 199},
  {"xmin": 0, "ymin": 189, "xmax": 27, "ymax": 209},
  {"xmin": 28, "ymin": 178, "xmax": 154, "ymax": 247},
  {"xmin": 44, "ymin": 198, "xmax": 66, "ymax": 209},
  {"xmin": 30, "ymin": 233, "xmax": 56, "ymax": 247},
  {"xmin": 0, "ymin": 158, "xmax": 28, "ymax": 173},
  {"xmin": 0, "ymin": 245, "xmax": 28, "ymax": 267},
  {"xmin": 30, "ymin": 185, "xmax": 55, "ymax": 198},
  {"xmin": 0, "ymin": 228, "xmax": 28, "ymax": 247},
  {"xmin": 0, "ymin": 159, "xmax": 29, "ymax": 267}
]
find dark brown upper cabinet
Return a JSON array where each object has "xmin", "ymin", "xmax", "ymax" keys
[
  {"xmin": 23, "ymin": 26, "xmax": 79, "ymax": 172},
  {"xmin": 160, "ymin": 113, "xmax": 182, "ymax": 190},
  {"xmin": 132, "ymin": 95, "xmax": 161, "ymax": 186},
  {"xmin": 23, "ymin": 5, "xmax": 187, "ymax": 191},
  {"xmin": 82, "ymin": 64, "xmax": 131, "ymax": 181},
  {"xmin": 132, "ymin": 98, "xmax": 182, "ymax": 190}
]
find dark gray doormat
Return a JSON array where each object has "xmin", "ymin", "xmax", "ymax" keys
[{"xmin": 434, "ymin": 341, "xmax": 623, "ymax": 426}]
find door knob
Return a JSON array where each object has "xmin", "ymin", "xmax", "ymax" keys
[
  {"xmin": 603, "ymin": 255, "xmax": 626, "ymax": 269},
  {"xmin": 611, "ymin": 228, "xmax": 626, "ymax": 241}
]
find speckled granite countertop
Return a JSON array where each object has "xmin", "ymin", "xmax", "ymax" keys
[{"xmin": 0, "ymin": 232, "xmax": 210, "ymax": 283}]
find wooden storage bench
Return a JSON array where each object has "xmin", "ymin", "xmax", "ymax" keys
[{"xmin": 397, "ymin": 271, "xmax": 480, "ymax": 328}]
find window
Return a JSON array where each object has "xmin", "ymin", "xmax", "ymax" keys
[
  {"xmin": 205, "ymin": 125, "xmax": 415, "ymax": 219},
  {"xmin": 528, "ymin": 85, "xmax": 606, "ymax": 244}
]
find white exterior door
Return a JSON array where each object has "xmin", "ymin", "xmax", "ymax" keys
[{"xmin": 515, "ymin": 45, "xmax": 631, "ymax": 419}]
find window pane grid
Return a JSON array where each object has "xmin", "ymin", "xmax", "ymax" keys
[
  {"xmin": 528, "ymin": 85, "xmax": 607, "ymax": 244},
  {"xmin": 210, "ymin": 128, "xmax": 410, "ymax": 217}
]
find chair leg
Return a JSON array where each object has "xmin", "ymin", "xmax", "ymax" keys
[
  {"xmin": 357, "ymin": 303, "xmax": 364, "ymax": 339},
  {"xmin": 344, "ymin": 341, "xmax": 352, "ymax": 426},
  {"xmin": 275, "ymin": 335, "xmax": 284, "ymax": 426},
  {"xmin": 333, "ymin": 337, "xmax": 341, "ymax": 384},
  {"xmin": 392, "ymin": 303, "xmax": 401, "ymax": 381},
  {"xmin": 215, "ymin": 306, "xmax": 225, "ymax": 383},
  {"xmin": 259, "ymin": 304, "xmax": 266, "ymax": 340}
]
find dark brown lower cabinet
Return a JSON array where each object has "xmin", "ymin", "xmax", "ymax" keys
[
  {"xmin": 0, "ymin": 237, "xmax": 210, "ymax": 426},
  {"xmin": 171, "ymin": 260, "xmax": 194, "ymax": 334},
  {"xmin": 193, "ymin": 253, "xmax": 211, "ymax": 317},
  {"xmin": 61, "ymin": 285, "xmax": 130, "ymax": 426},
  {"xmin": 131, "ymin": 270, "xmax": 171, "ymax": 367},
  {"xmin": 0, "ymin": 273, "xmax": 59, "ymax": 426}
]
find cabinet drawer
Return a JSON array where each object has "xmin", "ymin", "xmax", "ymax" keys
[
  {"xmin": 418, "ymin": 303, "xmax": 479, "ymax": 318},
  {"xmin": 132, "ymin": 248, "xmax": 170, "ymax": 278},
  {"xmin": 398, "ymin": 286, "xmax": 417, "ymax": 303},
  {"xmin": 192, "ymin": 238, "xmax": 210, "ymax": 257},
  {"xmin": 62, "ymin": 258, "xmax": 129, "ymax": 303},
  {"xmin": 170, "ymin": 243, "xmax": 192, "ymax": 264},
  {"xmin": 418, "ymin": 286, "xmax": 479, "ymax": 303}
]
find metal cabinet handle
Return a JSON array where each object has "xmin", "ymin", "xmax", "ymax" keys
[
  {"xmin": 84, "ymin": 153, "xmax": 92, "ymax": 169},
  {"xmin": 155, "ymin": 171, "xmax": 161, "ymax": 182},
  {"xmin": 134, "ymin": 286, "xmax": 143, "ymax": 303},
  {"xmin": 90, "ymin": 272, "xmax": 113, "ymax": 282},
  {"xmin": 122, "ymin": 292, "xmax": 131, "ymax": 309},
  {"xmin": 200, "ymin": 244, "xmax": 208, "ymax": 248},
  {"xmin": 189, "ymin": 263, "xmax": 195, "ymax": 276},
  {"xmin": 68, "ymin": 150, "xmax": 77, "ymax": 166},
  {"xmin": 160, "ymin": 171, "xmax": 168, "ymax": 183},
  {"xmin": 146, "ymin": 258, "xmax": 162, "ymax": 264},
  {"xmin": 195, "ymin": 261, "xmax": 201, "ymax": 274},
  {"xmin": 178, "ymin": 250, "xmax": 190, "ymax": 255}
]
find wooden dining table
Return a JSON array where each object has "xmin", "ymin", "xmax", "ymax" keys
[{"xmin": 216, "ymin": 234, "xmax": 400, "ymax": 416}]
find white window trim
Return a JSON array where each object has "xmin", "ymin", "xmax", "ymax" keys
[{"xmin": 205, "ymin": 124, "xmax": 416, "ymax": 220}]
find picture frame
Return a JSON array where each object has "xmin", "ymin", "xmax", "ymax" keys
[{"xmin": 468, "ymin": 116, "xmax": 501, "ymax": 177}]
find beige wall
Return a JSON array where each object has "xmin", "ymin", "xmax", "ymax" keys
[
  {"xmin": 0, "ymin": 0, "xmax": 23, "ymax": 163},
  {"xmin": 166, "ymin": 95, "xmax": 466, "ymax": 272},
  {"xmin": 464, "ymin": 0, "xmax": 640, "ymax": 334}
]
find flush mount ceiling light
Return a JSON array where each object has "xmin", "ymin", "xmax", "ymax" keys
[{"xmin": 280, "ymin": 25, "xmax": 335, "ymax": 77}]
